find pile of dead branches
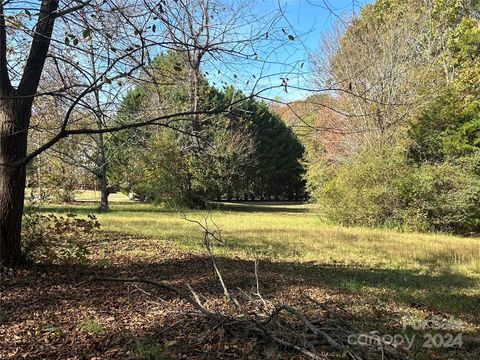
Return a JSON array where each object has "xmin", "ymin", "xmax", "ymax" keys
[{"xmin": 79, "ymin": 215, "xmax": 409, "ymax": 359}]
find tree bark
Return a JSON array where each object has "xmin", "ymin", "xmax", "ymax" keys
[
  {"xmin": 98, "ymin": 136, "xmax": 109, "ymax": 212},
  {"xmin": 0, "ymin": 100, "xmax": 30, "ymax": 266},
  {"xmin": 99, "ymin": 178, "xmax": 109, "ymax": 211},
  {"xmin": 0, "ymin": 0, "xmax": 59, "ymax": 267}
]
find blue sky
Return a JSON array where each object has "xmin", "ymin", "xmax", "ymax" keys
[
  {"xmin": 256, "ymin": 0, "xmax": 364, "ymax": 49},
  {"xmin": 206, "ymin": 0, "xmax": 372, "ymax": 102},
  {"xmin": 254, "ymin": 0, "xmax": 372, "ymax": 101}
]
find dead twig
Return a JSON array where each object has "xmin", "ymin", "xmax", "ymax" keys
[{"xmin": 77, "ymin": 213, "xmax": 408, "ymax": 360}]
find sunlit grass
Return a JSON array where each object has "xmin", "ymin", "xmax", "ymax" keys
[
  {"xmin": 36, "ymin": 201, "xmax": 480, "ymax": 321},
  {"xmin": 25, "ymin": 188, "xmax": 129, "ymax": 201},
  {"xmin": 73, "ymin": 190, "xmax": 129, "ymax": 201},
  {"xmin": 41, "ymin": 201, "xmax": 480, "ymax": 271}
]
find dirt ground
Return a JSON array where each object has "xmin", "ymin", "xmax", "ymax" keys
[{"xmin": 1, "ymin": 231, "xmax": 477, "ymax": 359}]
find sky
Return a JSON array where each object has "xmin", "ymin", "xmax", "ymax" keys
[
  {"xmin": 206, "ymin": 0, "xmax": 372, "ymax": 102},
  {"xmin": 257, "ymin": 0, "xmax": 363, "ymax": 50},
  {"xmin": 254, "ymin": 0, "xmax": 373, "ymax": 101}
]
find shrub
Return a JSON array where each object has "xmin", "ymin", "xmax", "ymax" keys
[
  {"xmin": 399, "ymin": 155, "xmax": 480, "ymax": 233},
  {"xmin": 316, "ymin": 145, "xmax": 480, "ymax": 234},
  {"xmin": 22, "ymin": 212, "xmax": 100, "ymax": 264},
  {"xmin": 78, "ymin": 318, "xmax": 104, "ymax": 334},
  {"xmin": 316, "ymin": 145, "xmax": 409, "ymax": 228}
]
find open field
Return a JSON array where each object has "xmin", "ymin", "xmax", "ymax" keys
[
  {"xmin": 74, "ymin": 190, "xmax": 130, "ymax": 202},
  {"xmin": 24, "ymin": 189, "xmax": 131, "ymax": 202},
  {"xmin": 2, "ymin": 202, "xmax": 480, "ymax": 359}
]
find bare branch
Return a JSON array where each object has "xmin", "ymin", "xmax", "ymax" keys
[{"xmin": 18, "ymin": 0, "xmax": 59, "ymax": 97}]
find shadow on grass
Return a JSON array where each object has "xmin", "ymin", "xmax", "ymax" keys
[
  {"xmin": 3, "ymin": 242, "xmax": 479, "ymax": 360},
  {"xmin": 3, "ymin": 253, "xmax": 478, "ymax": 323},
  {"xmin": 210, "ymin": 201, "xmax": 309, "ymax": 213},
  {"xmin": 30, "ymin": 201, "xmax": 310, "ymax": 215}
]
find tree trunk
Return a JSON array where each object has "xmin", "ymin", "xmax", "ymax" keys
[
  {"xmin": 97, "ymin": 132, "xmax": 109, "ymax": 212},
  {"xmin": 0, "ymin": 101, "xmax": 30, "ymax": 266},
  {"xmin": 0, "ymin": 0, "xmax": 58, "ymax": 267},
  {"xmin": 98, "ymin": 171, "xmax": 109, "ymax": 211}
]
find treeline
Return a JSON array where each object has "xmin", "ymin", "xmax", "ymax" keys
[
  {"xmin": 295, "ymin": 0, "xmax": 480, "ymax": 233},
  {"xmin": 26, "ymin": 51, "xmax": 306, "ymax": 209},
  {"xmin": 108, "ymin": 51, "xmax": 306, "ymax": 207},
  {"xmin": 25, "ymin": 0, "xmax": 480, "ymax": 236}
]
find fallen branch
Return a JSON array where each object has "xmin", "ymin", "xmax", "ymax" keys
[
  {"xmin": 79, "ymin": 275, "xmax": 407, "ymax": 360},
  {"xmin": 76, "ymin": 214, "xmax": 408, "ymax": 359}
]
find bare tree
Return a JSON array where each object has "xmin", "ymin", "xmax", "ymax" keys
[
  {"xmin": 308, "ymin": 2, "xmax": 444, "ymax": 155},
  {"xmin": 0, "ymin": 0, "xmax": 291, "ymax": 266}
]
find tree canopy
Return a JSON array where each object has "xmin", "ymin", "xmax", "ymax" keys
[{"xmin": 109, "ymin": 51, "xmax": 306, "ymax": 207}]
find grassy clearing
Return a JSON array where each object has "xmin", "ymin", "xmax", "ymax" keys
[
  {"xmin": 38, "ymin": 201, "xmax": 480, "ymax": 320},
  {"xmin": 74, "ymin": 190, "xmax": 129, "ymax": 201},
  {"xmin": 4, "ymin": 200, "xmax": 479, "ymax": 359},
  {"xmin": 25, "ymin": 188, "xmax": 130, "ymax": 201}
]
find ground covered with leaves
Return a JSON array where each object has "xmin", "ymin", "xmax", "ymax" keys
[{"xmin": 1, "ymin": 229, "xmax": 479, "ymax": 359}]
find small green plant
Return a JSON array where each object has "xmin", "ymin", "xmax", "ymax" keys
[
  {"xmin": 132, "ymin": 337, "xmax": 170, "ymax": 360},
  {"xmin": 42, "ymin": 324, "xmax": 64, "ymax": 338},
  {"xmin": 78, "ymin": 319, "xmax": 104, "ymax": 334},
  {"xmin": 341, "ymin": 279, "xmax": 362, "ymax": 292},
  {"xmin": 22, "ymin": 210, "xmax": 100, "ymax": 264}
]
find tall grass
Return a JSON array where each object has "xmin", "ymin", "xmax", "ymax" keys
[{"xmin": 36, "ymin": 201, "xmax": 480, "ymax": 319}]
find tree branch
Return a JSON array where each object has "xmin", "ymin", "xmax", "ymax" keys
[
  {"xmin": 0, "ymin": 2, "xmax": 11, "ymax": 94},
  {"xmin": 18, "ymin": 0, "xmax": 59, "ymax": 97},
  {"xmin": 53, "ymin": 0, "xmax": 92, "ymax": 18}
]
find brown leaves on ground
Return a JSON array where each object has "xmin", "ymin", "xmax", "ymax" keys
[{"xmin": 0, "ymin": 231, "xmax": 476, "ymax": 359}]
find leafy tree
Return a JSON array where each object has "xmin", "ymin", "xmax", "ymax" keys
[
  {"xmin": 409, "ymin": 14, "xmax": 480, "ymax": 163},
  {"xmin": 247, "ymin": 101, "xmax": 305, "ymax": 200},
  {"xmin": 109, "ymin": 52, "xmax": 255, "ymax": 207},
  {"xmin": 308, "ymin": 0, "xmax": 480, "ymax": 233},
  {"xmin": 110, "ymin": 52, "xmax": 306, "ymax": 205},
  {"xmin": 408, "ymin": 91, "xmax": 480, "ymax": 163}
]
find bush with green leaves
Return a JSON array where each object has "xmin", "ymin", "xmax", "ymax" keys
[
  {"xmin": 316, "ymin": 145, "xmax": 408, "ymax": 227},
  {"xmin": 316, "ymin": 145, "xmax": 480, "ymax": 233},
  {"xmin": 398, "ymin": 154, "xmax": 480, "ymax": 233},
  {"xmin": 22, "ymin": 211, "xmax": 100, "ymax": 264}
]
